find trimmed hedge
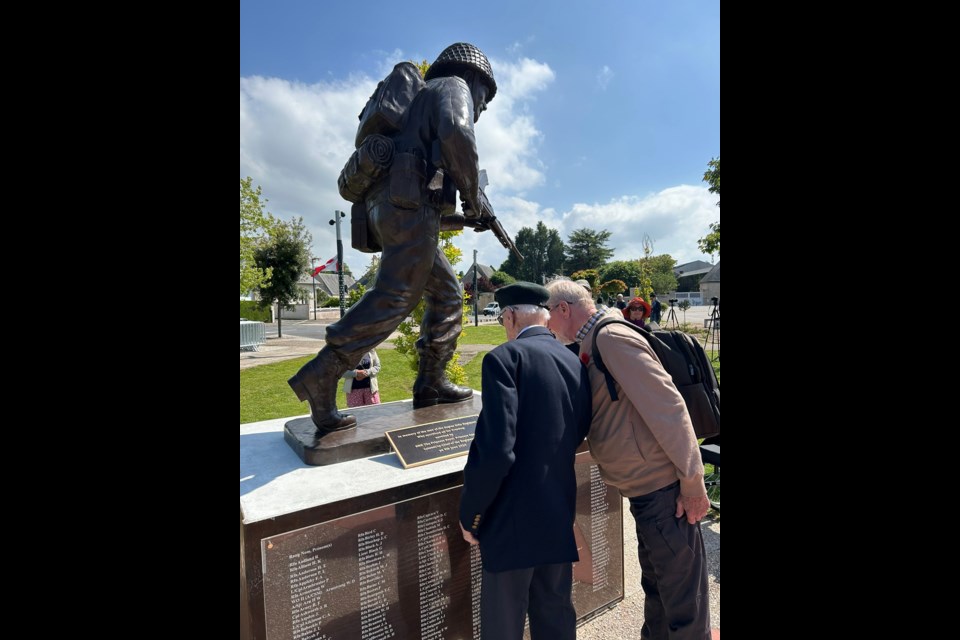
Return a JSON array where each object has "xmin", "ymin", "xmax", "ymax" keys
[{"xmin": 240, "ymin": 300, "xmax": 271, "ymax": 322}]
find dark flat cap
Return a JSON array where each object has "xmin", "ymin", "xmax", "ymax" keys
[{"xmin": 495, "ymin": 281, "xmax": 550, "ymax": 308}]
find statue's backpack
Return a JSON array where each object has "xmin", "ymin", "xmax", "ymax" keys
[
  {"xmin": 354, "ymin": 61, "xmax": 425, "ymax": 148},
  {"xmin": 339, "ymin": 62, "xmax": 426, "ymax": 252}
]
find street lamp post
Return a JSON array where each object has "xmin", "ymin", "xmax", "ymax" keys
[
  {"xmin": 329, "ymin": 210, "xmax": 347, "ymax": 318},
  {"xmin": 472, "ymin": 249, "xmax": 479, "ymax": 327},
  {"xmin": 310, "ymin": 256, "xmax": 319, "ymax": 320}
]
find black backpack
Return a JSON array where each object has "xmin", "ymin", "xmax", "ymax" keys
[{"xmin": 592, "ymin": 317, "xmax": 720, "ymax": 439}]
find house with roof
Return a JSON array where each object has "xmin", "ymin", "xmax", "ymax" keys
[
  {"xmin": 296, "ymin": 272, "xmax": 357, "ymax": 306},
  {"xmin": 460, "ymin": 263, "xmax": 496, "ymax": 310},
  {"xmin": 461, "ymin": 263, "xmax": 494, "ymax": 283},
  {"xmin": 673, "ymin": 260, "xmax": 714, "ymax": 288},
  {"xmin": 698, "ymin": 261, "xmax": 720, "ymax": 303},
  {"xmin": 268, "ymin": 272, "xmax": 359, "ymax": 320}
]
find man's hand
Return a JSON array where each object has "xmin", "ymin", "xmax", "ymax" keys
[
  {"xmin": 675, "ymin": 494, "xmax": 710, "ymax": 524},
  {"xmin": 459, "ymin": 522, "xmax": 479, "ymax": 546}
]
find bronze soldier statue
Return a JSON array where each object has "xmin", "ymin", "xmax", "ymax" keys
[{"xmin": 289, "ymin": 43, "xmax": 497, "ymax": 431}]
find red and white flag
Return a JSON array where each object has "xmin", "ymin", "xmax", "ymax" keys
[{"xmin": 312, "ymin": 257, "xmax": 339, "ymax": 276}]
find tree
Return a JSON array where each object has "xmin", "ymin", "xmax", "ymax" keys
[
  {"xmin": 636, "ymin": 235, "xmax": 655, "ymax": 302},
  {"xmin": 639, "ymin": 253, "xmax": 678, "ymax": 296},
  {"xmin": 570, "ymin": 269, "xmax": 600, "ymax": 294},
  {"xmin": 650, "ymin": 271, "xmax": 678, "ymax": 297},
  {"xmin": 499, "ymin": 221, "xmax": 565, "ymax": 283},
  {"xmin": 347, "ymin": 283, "xmax": 366, "ymax": 307},
  {"xmin": 361, "ymin": 255, "xmax": 381, "ymax": 285},
  {"xmin": 463, "ymin": 275, "xmax": 495, "ymax": 298},
  {"xmin": 489, "ymin": 270, "xmax": 516, "ymax": 287},
  {"xmin": 599, "ymin": 279, "xmax": 627, "ymax": 298},
  {"xmin": 601, "ymin": 261, "xmax": 643, "ymax": 291},
  {"xmin": 698, "ymin": 157, "xmax": 720, "ymax": 257},
  {"xmin": 565, "ymin": 228, "xmax": 614, "ymax": 274},
  {"xmin": 254, "ymin": 217, "xmax": 312, "ymax": 338},
  {"xmin": 240, "ymin": 177, "xmax": 276, "ymax": 296}
]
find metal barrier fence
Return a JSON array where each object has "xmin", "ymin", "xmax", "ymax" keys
[{"xmin": 240, "ymin": 321, "xmax": 266, "ymax": 351}]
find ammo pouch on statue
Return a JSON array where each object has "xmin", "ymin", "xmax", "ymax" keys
[
  {"xmin": 350, "ymin": 201, "xmax": 381, "ymax": 253},
  {"xmin": 338, "ymin": 134, "xmax": 395, "ymax": 203},
  {"xmin": 388, "ymin": 152, "xmax": 426, "ymax": 210}
]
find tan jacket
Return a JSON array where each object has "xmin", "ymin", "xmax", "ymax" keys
[{"xmin": 581, "ymin": 312, "xmax": 705, "ymax": 498}]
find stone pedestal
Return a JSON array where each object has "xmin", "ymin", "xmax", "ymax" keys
[{"xmin": 241, "ymin": 403, "xmax": 624, "ymax": 640}]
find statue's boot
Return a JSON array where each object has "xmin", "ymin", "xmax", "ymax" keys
[
  {"xmin": 412, "ymin": 354, "xmax": 473, "ymax": 409},
  {"xmin": 288, "ymin": 348, "xmax": 357, "ymax": 432}
]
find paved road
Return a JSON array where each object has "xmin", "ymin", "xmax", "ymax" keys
[{"xmin": 243, "ymin": 303, "xmax": 719, "ymax": 371}]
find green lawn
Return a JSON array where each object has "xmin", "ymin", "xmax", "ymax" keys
[
  {"xmin": 241, "ymin": 348, "xmax": 492, "ymax": 424},
  {"xmin": 456, "ymin": 324, "xmax": 507, "ymax": 345},
  {"xmin": 241, "ymin": 330, "xmax": 718, "ymax": 424}
]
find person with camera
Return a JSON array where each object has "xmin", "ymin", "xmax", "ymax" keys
[{"xmin": 649, "ymin": 293, "xmax": 662, "ymax": 324}]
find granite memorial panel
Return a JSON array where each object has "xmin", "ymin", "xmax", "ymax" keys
[{"xmin": 248, "ymin": 450, "xmax": 622, "ymax": 639}]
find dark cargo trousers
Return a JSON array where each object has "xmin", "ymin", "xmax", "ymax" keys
[{"xmin": 628, "ymin": 481, "xmax": 711, "ymax": 640}]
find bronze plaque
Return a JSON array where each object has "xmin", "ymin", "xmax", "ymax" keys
[
  {"xmin": 259, "ymin": 452, "xmax": 622, "ymax": 639},
  {"xmin": 284, "ymin": 395, "xmax": 485, "ymax": 466},
  {"xmin": 385, "ymin": 416, "xmax": 479, "ymax": 468}
]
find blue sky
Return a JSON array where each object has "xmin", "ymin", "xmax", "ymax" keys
[{"xmin": 240, "ymin": 0, "xmax": 720, "ymax": 275}]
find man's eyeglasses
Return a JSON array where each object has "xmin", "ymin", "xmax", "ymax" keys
[
  {"xmin": 547, "ymin": 300, "xmax": 574, "ymax": 313},
  {"xmin": 497, "ymin": 308, "xmax": 508, "ymax": 325}
]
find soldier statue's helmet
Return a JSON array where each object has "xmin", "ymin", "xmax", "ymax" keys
[{"xmin": 424, "ymin": 42, "xmax": 497, "ymax": 101}]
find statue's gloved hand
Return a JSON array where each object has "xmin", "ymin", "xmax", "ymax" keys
[
  {"xmin": 439, "ymin": 213, "xmax": 466, "ymax": 232},
  {"xmin": 462, "ymin": 197, "xmax": 482, "ymax": 219},
  {"xmin": 464, "ymin": 217, "xmax": 490, "ymax": 233}
]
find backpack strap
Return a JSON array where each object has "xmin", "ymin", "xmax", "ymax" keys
[{"xmin": 592, "ymin": 317, "xmax": 650, "ymax": 402}]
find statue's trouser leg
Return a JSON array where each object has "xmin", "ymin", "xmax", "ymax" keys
[
  {"xmin": 289, "ymin": 201, "xmax": 439, "ymax": 426},
  {"xmin": 413, "ymin": 243, "xmax": 472, "ymax": 408}
]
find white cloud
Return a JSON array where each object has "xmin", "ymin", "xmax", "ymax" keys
[
  {"xmin": 597, "ymin": 65, "xmax": 614, "ymax": 90},
  {"xmin": 241, "ymin": 74, "xmax": 376, "ymax": 267},
  {"xmin": 477, "ymin": 57, "xmax": 556, "ymax": 195},
  {"xmin": 506, "ymin": 36, "xmax": 536, "ymax": 55},
  {"xmin": 561, "ymin": 186, "xmax": 718, "ymax": 265},
  {"xmin": 239, "ymin": 54, "xmax": 715, "ymax": 277},
  {"xmin": 458, "ymin": 187, "xmax": 719, "ymax": 272}
]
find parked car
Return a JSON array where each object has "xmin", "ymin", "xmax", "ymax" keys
[{"xmin": 481, "ymin": 302, "xmax": 501, "ymax": 316}]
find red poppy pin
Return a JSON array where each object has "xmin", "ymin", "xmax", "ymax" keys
[{"xmin": 580, "ymin": 352, "xmax": 590, "ymax": 366}]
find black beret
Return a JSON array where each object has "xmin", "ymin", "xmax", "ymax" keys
[{"xmin": 495, "ymin": 281, "xmax": 550, "ymax": 308}]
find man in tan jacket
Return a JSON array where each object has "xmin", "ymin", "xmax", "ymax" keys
[{"xmin": 545, "ymin": 279, "xmax": 710, "ymax": 640}]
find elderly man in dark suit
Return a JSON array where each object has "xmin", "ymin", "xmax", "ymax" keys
[{"xmin": 458, "ymin": 282, "xmax": 592, "ymax": 640}]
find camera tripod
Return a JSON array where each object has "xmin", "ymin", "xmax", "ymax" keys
[
  {"xmin": 705, "ymin": 299, "xmax": 720, "ymax": 361},
  {"xmin": 663, "ymin": 301, "xmax": 679, "ymax": 329}
]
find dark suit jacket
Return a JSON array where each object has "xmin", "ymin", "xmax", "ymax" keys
[{"xmin": 459, "ymin": 326, "xmax": 592, "ymax": 572}]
